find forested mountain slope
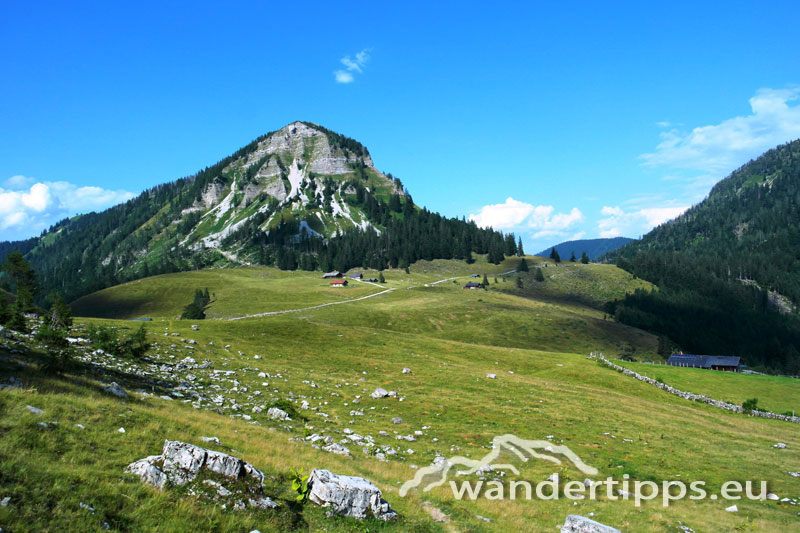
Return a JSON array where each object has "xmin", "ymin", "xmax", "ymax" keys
[
  {"xmin": 0, "ymin": 122, "xmax": 518, "ymax": 302},
  {"xmin": 536, "ymin": 237, "xmax": 633, "ymax": 261},
  {"xmin": 609, "ymin": 139, "xmax": 800, "ymax": 373}
]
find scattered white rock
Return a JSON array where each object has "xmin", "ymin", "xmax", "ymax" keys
[
  {"xmin": 118, "ymin": 427, "xmax": 126, "ymax": 433},
  {"xmin": 561, "ymin": 514, "xmax": 620, "ymax": 532},
  {"xmin": 103, "ymin": 382, "xmax": 128, "ymax": 398},
  {"xmin": 79, "ymin": 502, "xmax": 96, "ymax": 512},
  {"xmin": 402, "ymin": 368, "xmax": 411, "ymax": 374},
  {"xmin": 199, "ymin": 436, "xmax": 220, "ymax": 444},
  {"xmin": 0, "ymin": 497, "xmax": 10, "ymax": 507},
  {"xmin": 774, "ymin": 443, "xmax": 787, "ymax": 449},
  {"xmin": 486, "ymin": 373, "xmax": 497, "ymax": 379},
  {"xmin": 322, "ymin": 443, "xmax": 351, "ymax": 456},
  {"xmin": 26, "ymin": 405, "xmax": 44, "ymax": 415},
  {"xmin": 725, "ymin": 505, "xmax": 738, "ymax": 512},
  {"xmin": 370, "ymin": 388, "xmax": 390, "ymax": 399},
  {"xmin": 266, "ymin": 407, "xmax": 291, "ymax": 421}
]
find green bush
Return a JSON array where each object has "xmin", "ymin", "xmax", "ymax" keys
[
  {"xmin": 742, "ymin": 397, "xmax": 759, "ymax": 413},
  {"xmin": 87, "ymin": 324, "xmax": 150, "ymax": 358}
]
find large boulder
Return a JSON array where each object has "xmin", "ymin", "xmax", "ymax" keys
[
  {"xmin": 126, "ymin": 440, "xmax": 272, "ymax": 508},
  {"xmin": 308, "ymin": 469, "xmax": 397, "ymax": 521},
  {"xmin": 561, "ymin": 515, "xmax": 620, "ymax": 533},
  {"xmin": 125, "ymin": 455, "xmax": 169, "ymax": 490}
]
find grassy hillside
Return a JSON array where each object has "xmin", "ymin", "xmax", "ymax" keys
[
  {"xmin": 1, "ymin": 313, "xmax": 798, "ymax": 531},
  {"xmin": 3, "ymin": 257, "xmax": 799, "ymax": 531},
  {"xmin": 71, "ymin": 257, "xmax": 658, "ymax": 358},
  {"xmin": 619, "ymin": 360, "xmax": 800, "ymax": 415}
]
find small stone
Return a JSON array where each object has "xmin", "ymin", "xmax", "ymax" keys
[
  {"xmin": 402, "ymin": 368, "xmax": 411, "ymax": 374},
  {"xmin": 0, "ymin": 497, "xmax": 10, "ymax": 507},
  {"xmin": 774, "ymin": 443, "xmax": 787, "ymax": 449},
  {"xmin": 199, "ymin": 436, "xmax": 220, "ymax": 444},
  {"xmin": 118, "ymin": 427, "xmax": 126, "ymax": 433},
  {"xmin": 370, "ymin": 388, "xmax": 390, "ymax": 399},
  {"xmin": 322, "ymin": 443, "xmax": 351, "ymax": 456},
  {"xmin": 486, "ymin": 373, "xmax": 497, "ymax": 379},
  {"xmin": 561, "ymin": 514, "xmax": 620, "ymax": 532},
  {"xmin": 103, "ymin": 382, "xmax": 128, "ymax": 398},
  {"xmin": 267, "ymin": 407, "xmax": 291, "ymax": 421},
  {"xmin": 26, "ymin": 405, "xmax": 44, "ymax": 415},
  {"xmin": 726, "ymin": 505, "xmax": 738, "ymax": 512},
  {"xmin": 392, "ymin": 417, "xmax": 403, "ymax": 424},
  {"xmin": 79, "ymin": 502, "xmax": 96, "ymax": 512}
]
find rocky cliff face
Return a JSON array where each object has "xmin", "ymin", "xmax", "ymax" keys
[{"xmin": 166, "ymin": 122, "xmax": 405, "ymax": 259}]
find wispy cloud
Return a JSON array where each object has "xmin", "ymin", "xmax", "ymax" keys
[
  {"xmin": 334, "ymin": 49, "xmax": 370, "ymax": 84},
  {"xmin": 468, "ymin": 197, "xmax": 584, "ymax": 240},
  {"xmin": 597, "ymin": 205, "xmax": 689, "ymax": 238},
  {"xmin": 0, "ymin": 175, "xmax": 135, "ymax": 239},
  {"xmin": 641, "ymin": 88, "xmax": 800, "ymax": 175}
]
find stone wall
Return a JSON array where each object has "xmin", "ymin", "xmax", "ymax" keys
[{"xmin": 589, "ymin": 353, "xmax": 800, "ymax": 424}]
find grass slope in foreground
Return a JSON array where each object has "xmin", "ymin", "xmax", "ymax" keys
[{"xmin": 1, "ymin": 258, "xmax": 797, "ymax": 531}]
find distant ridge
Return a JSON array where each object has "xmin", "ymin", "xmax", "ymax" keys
[{"xmin": 536, "ymin": 237, "xmax": 633, "ymax": 261}]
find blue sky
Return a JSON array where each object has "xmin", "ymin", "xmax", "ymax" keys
[{"xmin": 1, "ymin": 1, "xmax": 799, "ymax": 251}]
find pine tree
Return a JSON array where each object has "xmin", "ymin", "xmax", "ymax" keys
[
  {"xmin": 482, "ymin": 273, "xmax": 489, "ymax": 287},
  {"xmin": 534, "ymin": 268, "xmax": 544, "ymax": 282},
  {"xmin": 570, "ymin": 251, "xmax": 576, "ymax": 262},
  {"xmin": 516, "ymin": 276, "xmax": 523, "ymax": 288},
  {"xmin": 378, "ymin": 272, "xmax": 386, "ymax": 283},
  {"xmin": 581, "ymin": 251, "xmax": 590, "ymax": 264},
  {"xmin": 549, "ymin": 247, "xmax": 561, "ymax": 263},
  {"xmin": 517, "ymin": 237, "xmax": 524, "ymax": 257},
  {"xmin": 518, "ymin": 257, "xmax": 529, "ymax": 272},
  {"xmin": 2, "ymin": 251, "xmax": 38, "ymax": 311}
]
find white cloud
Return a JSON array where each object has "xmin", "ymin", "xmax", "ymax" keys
[
  {"xmin": 469, "ymin": 197, "xmax": 583, "ymax": 240},
  {"xmin": 598, "ymin": 205, "xmax": 689, "ymax": 238},
  {"xmin": 334, "ymin": 70, "xmax": 354, "ymax": 84},
  {"xmin": 334, "ymin": 49, "xmax": 370, "ymax": 84},
  {"xmin": 0, "ymin": 176, "xmax": 135, "ymax": 238},
  {"xmin": 641, "ymin": 88, "xmax": 800, "ymax": 174},
  {"xmin": 469, "ymin": 197, "xmax": 535, "ymax": 229}
]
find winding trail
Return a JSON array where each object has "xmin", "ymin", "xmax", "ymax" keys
[
  {"xmin": 226, "ymin": 268, "xmax": 519, "ymax": 321},
  {"xmin": 425, "ymin": 269, "xmax": 519, "ymax": 287},
  {"xmin": 228, "ymin": 287, "xmax": 396, "ymax": 321}
]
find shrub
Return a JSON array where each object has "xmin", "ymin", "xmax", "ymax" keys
[
  {"xmin": 290, "ymin": 468, "xmax": 310, "ymax": 503},
  {"xmin": 87, "ymin": 324, "xmax": 150, "ymax": 358},
  {"xmin": 742, "ymin": 397, "xmax": 759, "ymax": 413}
]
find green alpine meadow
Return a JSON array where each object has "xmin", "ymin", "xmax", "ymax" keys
[{"xmin": 2, "ymin": 3, "xmax": 800, "ymax": 532}]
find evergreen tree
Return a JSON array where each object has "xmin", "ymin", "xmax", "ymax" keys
[
  {"xmin": 569, "ymin": 251, "xmax": 576, "ymax": 262},
  {"xmin": 180, "ymin": 288, "xmax": 212, "ymax": 319},
  {"xmin": 580, "ymin": 251, "xmax": 590, "ymax": 264},
  {"xmin": 517, "ymin": 237, "xmax": 524, "ymax": 257},
  {"xmin": 378, "ymin": 272, "xmax": 386, "ymax": 283},
  {"xmin": 482, "ymin": 273, "xmax": 489, "ymax": 287},
  {"xmin": 6, "ymin": 301, "xmax": 27, "ymax": 333},
  {"xmin": 534, "ymin": 268, "xmax": 544, "ymax": 282},
  {"xmin": 2, "ymin": 251, "xmax": 38, "ymax": 310},
  {"xmin": 518, "ymin": 257, "xmax": 529, "ymax": 272},
  {"xmin": 549, "ymin": 247, "xmax": 561, "ymax": 263},
  {"xmin": 516, "ymin": 276, "xmax": 523, "ymax": 288},
  {"xmin": 48, "ymin": 293, "xmax": 72, "ymax": 329}
]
